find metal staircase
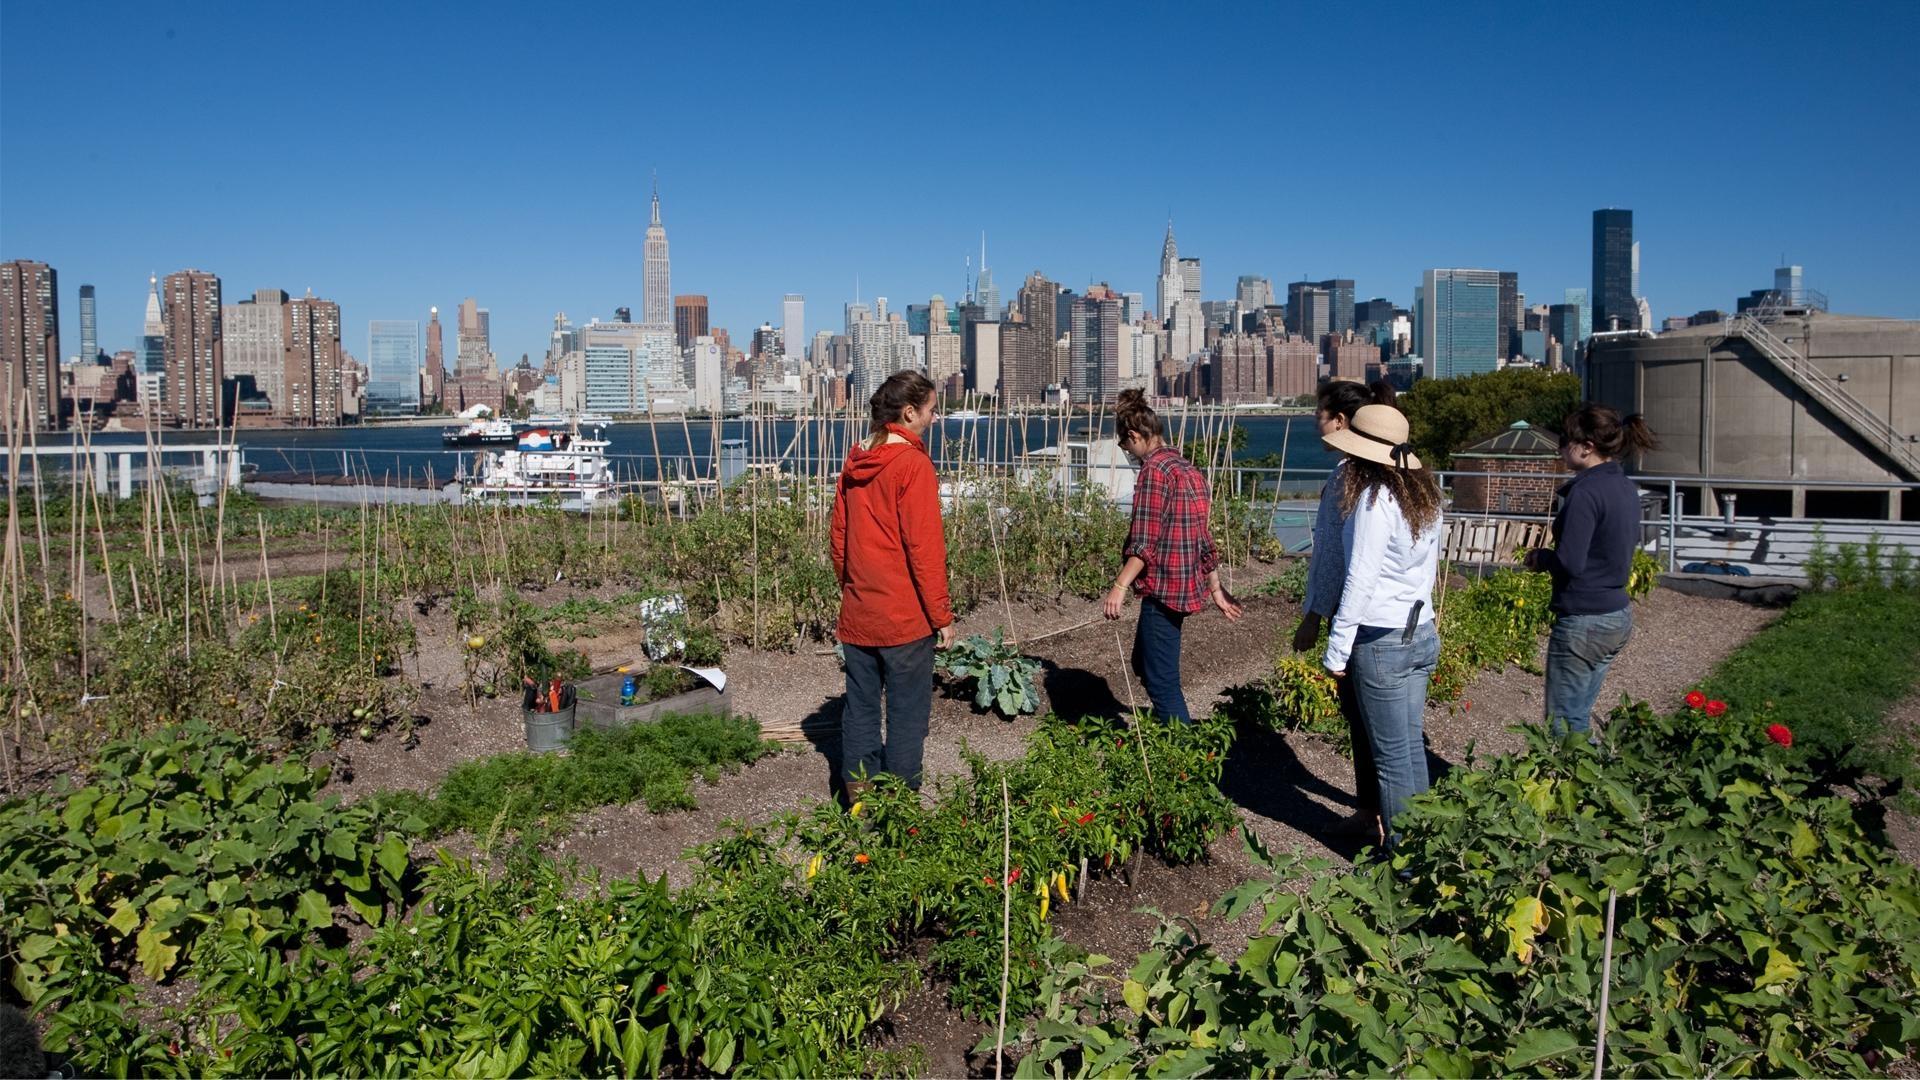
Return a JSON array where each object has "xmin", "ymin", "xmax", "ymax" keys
[{"xmin": 1722, "ymin": 313, "xmax": 1920, "ymax": 479}]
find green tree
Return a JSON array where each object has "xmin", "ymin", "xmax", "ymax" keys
[{"xmin": 1400, "ymin": 368, "xmax": 1582, "ymax": 468}]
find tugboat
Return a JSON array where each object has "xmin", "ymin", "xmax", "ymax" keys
[
  {"xmin": 441, "ymin": 417, "xmax": 519, "ymax": 446},
  {"xmin": 463, "ymin": 425, "xmax": 618, "ymax": 512}
]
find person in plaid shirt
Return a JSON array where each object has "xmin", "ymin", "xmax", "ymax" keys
[{"xmin": 1102, "ymin": 389, "xmax": 1243, "ymax": 722}]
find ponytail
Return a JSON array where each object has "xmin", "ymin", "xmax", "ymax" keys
[
  {"xmin": 1561, "ymin": 403, "xmax": 1659, "ymax": 461},
  {"xmin": 1115, "ymin": 387, "xmax": 1163, "ymax": 441},
  {"xmin": 868, "ymin": 370, "xmax": 936, "ymax": 438}
]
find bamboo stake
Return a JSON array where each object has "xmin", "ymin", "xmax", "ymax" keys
[
  {"xmin": 994, "ymin": 773, "xmax": 1012, "ymax": 1080},
  {"xmin": 1593, "ymin": 888, "xmax": 1619, "ymax": 1080},
  {"xmin": 258, "ymin": 513, "xmax": 277, "ymax": 637}
]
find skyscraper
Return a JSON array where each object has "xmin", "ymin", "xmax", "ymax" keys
[
  {"xmin": 162, "ymin": 269, "xmax": 223, "ymax": 427},
  {"xmin": 1179, "ymin": 258, "xmax": 1202, "ymax": 304},
  {"xmin": 1416, "ymin": 269, "xmax": 1501, "ymax": 380},
  {"xmin": 1315, "ymin": 279, "xmax": 1356, "ymax": 335},
  {"xmin": 1017, "ymin": 271, "xmax": 1057, "ymax": 381},
  {"xmin": 1069, "ymin": 285, "xmax": 1124, "ymax": 401},
  {"xmin": 1157, "ymin": 222, "xmax": 1204, "ymax": 361},
  {"xmin": 997, "ymin": 320, "xmax": 1046, "ymax": 404},
  {"xmin": 423, "ymin": 306, "xmax": 444, "ymax": 405},
  {"xmin": 674, "ymin": 295, "xmax": 709, "ymax": 350},
  {"xmin": 644, "ymin": 179, "xmax": 672, "ymax": 328},
  {"xmin": 782, "ymin": 294, "xmax": 805, "ymax": 362},
  {"xmin": 455, "ymin": 297, "xmax": 492, "ymax": 377},
  {"xmin": 1353, "ymin": 297, "xmax": 1395, "ymax": 339},
  {"xmin": 1547, "ymin": 303, "xmax": 1581, "ymax": 371},
  {"xmin": 78, "ymin": 284, "xmax": 99, "ymax": 364},
  {"xmin": 1156, "ymin": 222, "xmax": 1182, "ymax": 321},
  {"xmin": 1286, "ymin": 282, "xmax": 1331, "ymax": 338},
  {"xmin": 367, "ymin": 320, "xmax": 422, "ymax": 415},
  {"xmin": 224, "ymin": 289, "xmax": 289, "ymax": 409},
  {"xmin": 1236, "ymin": 275, "xmax": 1274, "ymax": 311},
  {"xmin": 1497, "ymin": 271, "xmax": 1519, "ymax": 360},
  {"xmin": 1, "ymin": 259, "xmax": 61, "ymax": 429},
  {"xmin": 139, "ymin": 274, "xmax": 166, "ymax": 376},
  {"xmin": 283, "ymin": 291, "xmax": 343, "ymax": 426},
  {"xmin": 1591, "ymin": 209, "xmax": 1635, "ymax": 332},
  {"xmin": 1563, "ymin": 288, "xmax": 1591, "ymax": 345},
  {"xmin": 926, "ymin": 295, "xmax": 961, "ymax": 394},
  {"xmin": 973, "ymin": 234, "xmax": 999, "ymax": 322}
]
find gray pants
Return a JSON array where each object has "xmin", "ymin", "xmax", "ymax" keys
[{"xmin": 841, "ymin": 634, "xmax": 934, "ymax": 791}]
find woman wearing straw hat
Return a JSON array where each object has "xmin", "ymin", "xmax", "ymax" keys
[{"xmin": 1319, "ymin": 403, "xmax": 1443, "ymax": 852}]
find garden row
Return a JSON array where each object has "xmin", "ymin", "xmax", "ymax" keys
[
  {"xmin": 3, "ymin": 473, "xmax": 1282, "ymax": 759},
  {"xmin": 3, "ymin": 710, "xmax": 1239, "ymax": 1076},
  {"xmin": 1009, "ymin": 580, "xmax": 1920, "ymax": 1077}
]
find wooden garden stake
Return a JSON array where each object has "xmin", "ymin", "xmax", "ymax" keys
[{"xmin": 1594, "ymin": 887, "xmax": 1618, "ymax": 1080}]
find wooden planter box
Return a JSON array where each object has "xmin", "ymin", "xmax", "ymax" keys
[{"xmin": 575, "ymin": 670, "xmax": 730, "ymax": 731}]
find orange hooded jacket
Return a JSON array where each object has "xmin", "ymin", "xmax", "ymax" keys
[{"xmin": 829, "ymin": 425, "xmax": 954, "ymax": 647}]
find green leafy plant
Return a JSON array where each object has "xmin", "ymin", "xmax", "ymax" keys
[
  {"xmin": 1, "ymin": 721, "xmax": 413, "ymax": 1005},
  {"xmin": 935, "ymin": 630, "xmax": 1042, "ymax": 718},
  {"xmin": 1013, "ymin": 695, "xmax": 1920, "ymax": 1077},
  {"xmin": 1627, "ymin": 546, "xmax": 1662, "ymax": 600}
]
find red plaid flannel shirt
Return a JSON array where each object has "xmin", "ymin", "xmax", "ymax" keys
[{"xmin": 1124, "ymin": 447, "xmax": 1219, "ymax": 614}]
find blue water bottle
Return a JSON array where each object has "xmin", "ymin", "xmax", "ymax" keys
[{"xmin": 621, "ymin": 675, "xmax": 637, "ymax": 706}]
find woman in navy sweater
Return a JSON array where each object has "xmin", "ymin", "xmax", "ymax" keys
[{"xmin": 1524, "ymin": 404, "xmax": 1658, "ymax": 737}]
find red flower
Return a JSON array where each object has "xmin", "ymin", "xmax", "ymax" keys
[
  {"xmin": 1704, "ymin": 700, "xmax": 1727, "ymax": 717},
  {"xmin": 854, "ymin": 852, "xmax": 870, "ymax": 864},
  {"xmin": 1463, "ymin": 700, "xmax": 1472, "ymax": 712},
  {"xmin": 907, "ymin": 827, "xmax": 919, "ymax": 836},
  {"xmin": 1076, "ymin": 811, "xmax": 1096, "ymax": 826},
  {"xmin": 656, "ymin": 984, "xmax": 669, "ymax": 995},
  {"xmin": 1008, "ymin": 867, "xmax": 1022, "ymax": 883},
  {"xmin": 1685, "ymin": 690, "xmax": 1706, "ymax": 710},
  {"xmin": 1766, "ymin": 723, "xmax": 1793, "ymax": 748},
  {"xmin": 983, "ymin": 875, "xmax": 997, "ymax": 887}
]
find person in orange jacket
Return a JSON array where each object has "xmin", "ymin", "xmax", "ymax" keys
[{"xmin": 830, "ymin": 370, "xmax": 955, "ymax": 794}]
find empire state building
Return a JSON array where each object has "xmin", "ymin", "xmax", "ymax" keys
[{"xmin": 644, "ymin": 179, "xmax": 671, "ymax": 329}]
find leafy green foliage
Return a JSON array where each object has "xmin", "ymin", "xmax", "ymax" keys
[
  {"xmin": 1430, "ymin": 567, "xmax": 1554, "ymax": 703},
  {"xmin": 0, "ymin": 722, "xmax": 412, "ymax": 1005},
  {"xmin": 936, "ymin": 630, "xmax": 1042, "ymax": 717},
  {"xmin": 1014, "ymin": 697, "xmax": 1920, "ymax": 1077},
  {"xmin": 36, "ymin": 714, "xmax": 1237, "ymax": 1077},
  {"xmin": 1399, "ymin": 367, "xmax": 1583, "ymax": 469},
  {"xmin": 372, "ymin": 711, "xmax": 776, "ymax": 840},
  {"xmin": 1700, "ymin": 585, "xmax": 1920, "ymax": 799},
  {"xmin": 1627, "ymin": 547, "xmax": 1662, "ymax": 600}
]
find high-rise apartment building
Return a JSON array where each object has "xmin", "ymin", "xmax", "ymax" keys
[
  {"xmin": 751, "ymin": 324, "xmax": 784, "ymax": 360},
  {"xmin": 78, "ymin": 284, "xmax": 98, "ymax": 365},
  {"xmin": 1268, "ymin": 337, "xmax": 1318, "ymax": 401},
  {"xmin": 283, "ymin": 292, "xmax": 343, "ymax": 426},
  {"xmin": 1069, "ymin": 285, "xmax": 1124, "ymax": 402},
  {"xmin": 1017, "ymin": 272, "xmax": 1057, "ymax": 381},
  {"xmin": 1, "ymin": 259, "xmax": 61, "ymax": 429},
  {"xmin": 367, "ymin": 320, "xmax": 421, "ymax": 415},
  {"xmin": 674, "ymin": 295, "xmax": 709, "ymax": 350},
  {"xmin": 423, "ymin": 307, "xmax": 444, "ymax": 405},
  {"xmin": 644, "ymin": 181, "xmax": 672, "ymax": 328},
  {"xmin": 1416, "ymin": 269, "xmax": 1501, "ymax": 380},
  {"xmin": 162, "ymin": 269, "xmax": 223, "ymax": 427},
  {"xmin": 782, "ymin": 294, "xmax": 804, "ymax": 362},
  {"xmin": 1325, "ymin": 334, "xmax": 1376, "ymax": 382},
  {"xmin": 1591, "ymin": 208, "xmax": 1635, "ymax": 332},
  {"xmin": 1209, "ymin": 334, "xmax": 1264, "ymax": 404},
  {"xmin": 926, "ymin": 295, "xmax": 961, "ymax": 395},
  {"xmin": 224, "ymin": 289, "xmax": 289, "ymax": 410},
  {"xmin": 997, "ymin": 320, "xmax": 1047, "ymax": 404}
]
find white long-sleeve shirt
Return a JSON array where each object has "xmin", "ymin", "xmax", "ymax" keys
[
  {"xmin": 1323, "ymin": 484, "xmax": 1440, "ymax": 672},
  {"xmin": 1302, "ymin": 461, "xmax": 1348, "ymax": 619}
]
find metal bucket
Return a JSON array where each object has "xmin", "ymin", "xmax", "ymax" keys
[{"xmin": 523, "ymin": 704, "xmax": 576, "ymax": 752}]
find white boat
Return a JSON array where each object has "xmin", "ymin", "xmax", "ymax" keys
[
  {"xmin": 463, "ymin": 426, "xmax": 618, "ymax": 512},
  {"xmin": 944, "ymin": 409, "xmax": 985, "ymax": 422},
  {"xmin": 442, "ymin": 417, "xmax": 519, "ymax": 446}
]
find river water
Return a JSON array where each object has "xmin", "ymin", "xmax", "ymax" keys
[{"xmin": 48, "ymin": 413, "xmax": 1340, "ymax": 485}]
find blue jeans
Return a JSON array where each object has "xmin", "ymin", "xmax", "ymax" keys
[
  {"xmin": 1130, "ymin": 597, "xmax": 1191, "ymax": 723},
  {"xmin": 1349, "ymin": 621, "xmax": 1438, "ymax": 848},
  {"xmin": 1543, "ymin": 608, "xmax": 1633, "ymax": 737},
  {"xmin": 842, "ymin": 634, "xmax": 935, "ymax": 790}
]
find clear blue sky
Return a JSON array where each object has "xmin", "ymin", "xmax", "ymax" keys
[{"xmin": 4, "ymin": 0, "xmax": 1917, "ymax": 367}]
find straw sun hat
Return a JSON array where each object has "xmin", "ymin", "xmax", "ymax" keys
[{"xmin": 1323, "ymin": 404, "xmax": 1425, "ymax": 470}]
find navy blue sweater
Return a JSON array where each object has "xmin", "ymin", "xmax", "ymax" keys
[{"xmin": 1538, "ymin": 461, "xmax": 1640, "ymax": 615}]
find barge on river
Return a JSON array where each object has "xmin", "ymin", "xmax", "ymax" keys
[{"xmin": 462, "ymin": 426, "xmax": 618, "ymax": 512}]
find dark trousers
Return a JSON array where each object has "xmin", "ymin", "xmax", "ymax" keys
[
  {"xmin": 1130, "ymin": 597, "xmax": 1192, "ymax": 723},
  {"xmin": 841, "ymin": 634, "xmax": 935, "ymax": 790},
  {"xmin": 1333, "ymin": 668, "xmax": 1380, "ymax": 815}
]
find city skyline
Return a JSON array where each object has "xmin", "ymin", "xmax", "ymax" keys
[{"xmin": 3, "ymin": 2, "xmax": 1917, "ymax": 366}]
